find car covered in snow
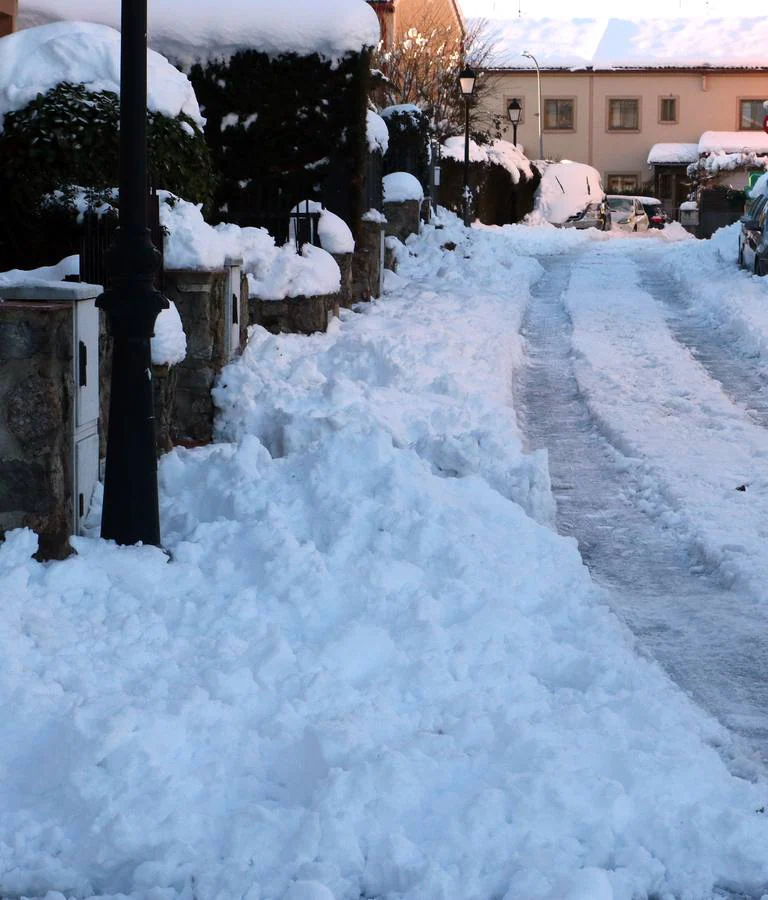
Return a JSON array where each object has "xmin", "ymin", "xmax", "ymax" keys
[
  {"xmin": 635, "ymin": 196, "xmax": 669, "ymax": 229},
  {"xmin": 533, "ymin": 161, "xmax": 607, "ymax": 230},
  {"xmin": 606, "ymin": 195, "xmax": 650, "ymax": 232},
  {"xmin": 738, "ymin": 172, "xmax": 768, "ymax": 275}
]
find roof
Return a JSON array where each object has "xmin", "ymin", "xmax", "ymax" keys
[
  {"xmin": 485, "ymin": 17, "xmax": 768, "ymax": 70},
  {"xmin": 648, "ymin": 134, "xmax": 768, "ymax": 166},
  {"xmin": 648, "ymin": 143, "xmax": 699, "ymax": 165}
]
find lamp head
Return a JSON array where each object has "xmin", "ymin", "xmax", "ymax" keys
[
  {"xmin": 459, "ymin": 66, "xmax": 477, "ymax": 97},
  {"xmin": 507, "ymin": 98, "xmax": 522, "ymax": 125}
]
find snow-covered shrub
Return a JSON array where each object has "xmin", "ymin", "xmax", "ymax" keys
[
  {"xmin": 380, "ymin": 104, "xmax": 430, "ymax": 191},
  {"xmin": 0, "ymin": 82, "xmax": 216, "ymax": 270}
]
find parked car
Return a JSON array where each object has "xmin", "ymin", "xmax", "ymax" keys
[
  {"xmin": 606, "ymin": 195, "xmax": 650, "ymax": 232},
  {"xmin": 737, "ymin": 192, "xmax": 768, "ymax": 275},
  {"xmin": 533, "ymin": 161, "xmax": 607, "ymax": 230},
  {"xmin": 636, "ymin": 196, "xmax": 669, "ymax": 228}
]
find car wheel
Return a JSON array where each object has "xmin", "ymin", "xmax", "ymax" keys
[
  {"xmin": 633, "ymin": 224, "xmax": 638, "ymax": 232},
  {"xmin": 755, "ymin": 256, "xmax": 765, "ymax": 277},
  {"xmin": 738, "ymin": 243, "xmax": 744, "ymax": 269}
]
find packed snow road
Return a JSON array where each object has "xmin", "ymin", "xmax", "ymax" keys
[{"xmin": 517, "ymin": 232, "xmax": 768, "ymax": 769}]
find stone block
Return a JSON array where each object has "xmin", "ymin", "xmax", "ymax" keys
[
  {"xmin": 249, "ymin": 293, "xmax": 339, "ymax": 335},
  {"xmin": 351, "ymin": 219, "xmax": 384, "ymax": 302},
  {"xmin": 383, "ymin": 199, "xmax": 421, "ymax": 243}
]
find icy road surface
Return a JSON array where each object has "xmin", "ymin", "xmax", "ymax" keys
[{"xmin": 518, "ymin": 234, "xmax": 768, "ymax": 768}]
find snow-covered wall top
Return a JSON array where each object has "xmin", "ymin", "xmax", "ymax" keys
[
  {"xmin": 488, "ymin": 17, "xmax": 768, "ymax": 70},
  {"xmin": 699, "ymin": 131, "xmax": 768, "ymax": 155},
  {"xmin": 647, "ymin": 143, "xmax": 700, "ymax": 165},
  {"xmin": 19, "ymin": 0, "xmax": 380, "ymax": 63},
  {"xmin": 0, "ymin": 21, "xmax": 203, "ymax": 130}
]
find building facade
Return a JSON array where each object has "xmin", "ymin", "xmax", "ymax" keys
[
  {"xmin": 487, "ymin": 67, "xmax": 768, "ymax": 205},
  {"xmin": 0, "ymin": 0, "xmax": 17, "ymax": 36}
]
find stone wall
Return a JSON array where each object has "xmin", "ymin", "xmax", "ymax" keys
[
  {"xmin": 249, "ymin": 292, "xmax": 339, "ymax": 335},
  {"xmin": 383, "ymin": 199, "xmax": 421, "ymax": 243},
  {"xmin": 0, "ymin": 301, "xmax": 75, "ymax": 559},
  {"xmin": 351, "ymin": 219, "xmax": 385, "ymax": 301},
  {"xmin": 163, "ymin": 267, "xmax": 249, "ymax": 446}
]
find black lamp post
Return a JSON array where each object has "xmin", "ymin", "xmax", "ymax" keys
[
  {"xmin": 507, "ymin": 98, "xmax": 522, "ymax": 148},
  {"xmin": 96, "ymin": 0, "xmax": 168, "ymax": 546},
  {"xmin": 458, "ymin": 66, "xmax": 476, "ymax": 228}
]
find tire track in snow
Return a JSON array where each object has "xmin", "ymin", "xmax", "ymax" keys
[
  {"xmin": 634, "ymin": 254, "xmax": 768, "ymax": 429},
  {"xmin": 516, "ymin": 251, "xmax": 768, "ymax": 776}
]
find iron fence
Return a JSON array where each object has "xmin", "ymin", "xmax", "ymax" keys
[{"xmin": 80, "ymin": 189, "xmax": 164, "ymax": 289}]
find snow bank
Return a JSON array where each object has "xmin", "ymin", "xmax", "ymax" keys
[
  {"xmin": 383, "ymin": 172, "xmax": 424, "ymax": 203},
  {"xmin": 159, "ymin": 194, "xmax": 341, "ymax": 299},
  {"xmin": 1, "ymin": 211, "xmax": 768, "ymax": 900},
  {"xmin": 0, "ymin": 21, "xmax": 203, "ymax": 131},
  {"xmin": 20, "ymin": 0, "xmax": 381, "ymax": 64}
]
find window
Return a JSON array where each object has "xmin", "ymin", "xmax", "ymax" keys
[
  {"xmin": 608, "ymin": 98, "xmax": 640, "ymax": 131},
  {"xmin": 607, "ymin": 174, "xmax": 638, "ymax": 194},
  {"xmin": 659, "ymin": 96, "xmax": 677, "ymax": 123},
  {"xmin": 740, "ymin": 99, "xmax": 765, "ymax": 130},
  {"xmin": 544, "ymin": 98, "xmax": 574, "ymax": 130}
]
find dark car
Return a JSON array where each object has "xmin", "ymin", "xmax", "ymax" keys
[
  {"xmin": 738, "ymin": 191, "xmax": 768, "ymax": 275},
  {"xmin": 636, "ymin": 197, "xmax": 669, "ymax": 229}
]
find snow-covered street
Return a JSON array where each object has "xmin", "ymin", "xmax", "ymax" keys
[{"xmin": 4, "ymin": 216, "xmax": 768, "ymax": 900}]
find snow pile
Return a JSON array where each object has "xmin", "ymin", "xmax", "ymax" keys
[
  {"xmin": 20, "ymin": 0, "xmax": 381, "ymax": 64},
  {"xmin": 490, "ymin": 16, "xmax": 768, "ymax": 69},
  {"xmin": 0, "ymin": 21, "xmax": 203, "ymax": 132},
  {"xmin": 289, "ymin": 202, "xmax": 356, "ymax": 255},
  {"xmin": 159, "ymin": 194, "xmax": 341, "ymax": 300},
  {"xmin": 151, "ymin": 302, "xmax": 187, "ymax": 366},
  {"xmin": 692, "ymin": 150, "xmax": 768, "ymax": 178},
  {"xmin": 383, "ymin": 172, "xmax": 424, "ymax": 203},
  {"xmin": 442, "ymin": 136, "xmax": 534, "ymax": 183},
  {"xmin": 1, "ymin": 211, "xmax": 768, "ymax": 900},
  {"xmin": 532, "ymin": 160, "xmax": 605, "ymax": 225},
  {"xmin": 647, "ymin": 142, "xmax": 699, "ymax": 165},
  {"xmin": 366, "ymin": 109, "xmax": 389, "ymax": 155},
  {"xmin": 0, "ymin": 254, "xmax": 79, "ymax": 286}
]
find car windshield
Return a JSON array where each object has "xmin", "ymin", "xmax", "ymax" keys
[{"xmin": 608, "ymin": 198, "xmax": 633, "ymax": 212}]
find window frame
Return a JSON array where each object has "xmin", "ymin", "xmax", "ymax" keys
[
  {"xmin": 607, "ymin": 96, "xmax": 641, "ymax": 133},
  {"xmin": 658, "ymin": 95, "xmax": 678, "ymax": 125},
  {"xmin": 606, "ymin": 174, "xmax": 639, "ymax": 194},
  {"xmin": 739, "ymin": 98, "xmax": 765, "ymax": 131},
  {"xmin": 543, "ymin": 96, "xmax": 576, "ymax": 132}
]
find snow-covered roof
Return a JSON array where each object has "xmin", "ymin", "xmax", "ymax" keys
[
  {"xmin": 488, "ymin": 17, "xmax": 768, "ymax": 70},
  {"xmin": 18, "ymin": 0, "xmax": 380, "ymax": 63},
  {"xmin": 648, "ymin": 143, "xmax": 699, "ymax": 165},
  {"xmin": 699, "ymin": 131, "xmax": 768, "ymax": 155},
  {"xmin": 0, "ymin": 21, "xmax": 203, "ymax": 131}
]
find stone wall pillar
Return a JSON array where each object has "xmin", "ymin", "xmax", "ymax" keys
[
  {"xmin": 332, "ymin": 252, "xmax": 354, "ymax": 308},
  {"xmin": 164, "ymin": 269, "xmax": 227, "ymax": 446},
  {"xmin": 383, "ymin": 199, "xmax": 421, "ymax": 243},
  {"xmin": 351, "ymin": 219, "xmax": 385, "ymax": 302}
]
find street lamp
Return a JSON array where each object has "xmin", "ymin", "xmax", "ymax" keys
[
  {"xmin": 507, "ymin": 97, "xmax": 522, "ymax": 148},
  {"xmin": 521, "ymin": 51, "xmax": 543, "ymax": 159},
  {"xmin": 96, "ymin": 0, "xmax": 168, "ymax": 546},
  {"xmin": 458, "ymin": 65, "xmax": 476, "ymax": 228}
]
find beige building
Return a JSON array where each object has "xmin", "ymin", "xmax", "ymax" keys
[
  {"xmin": 0, "ymin": 0, "xmax": 17, "ymax": 36},
  {"xmin": 480, "ymin": 18, "xmax": 768, "ymax": 208},
  {"xmin": 368, "ymin": 0, "xmax": 464, "ymax": 49}
]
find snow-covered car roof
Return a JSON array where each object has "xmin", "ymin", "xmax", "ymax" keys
[{"xmin": 534, "ymin": 161, "xmax": 605, "ymax": 225}]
